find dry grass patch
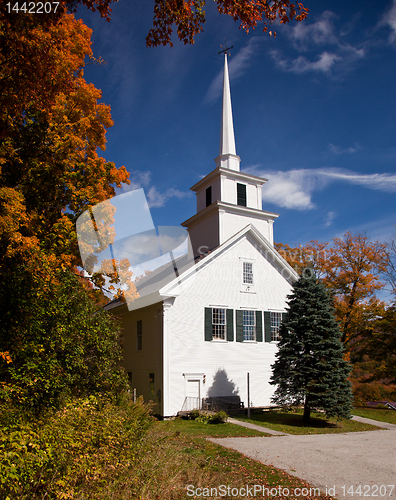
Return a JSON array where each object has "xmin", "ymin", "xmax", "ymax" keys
[{"xmin": 102, "ymin": 420, "xmax": 335, "ymax": 500}]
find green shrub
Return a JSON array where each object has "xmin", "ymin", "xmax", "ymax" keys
[
  {"xmin": 0, "ymin": 395, "xmax": 153, "ymax": 499},
  {"xmin": 0, "ymin": 269, "xmax": 129, "ymax": 412},
  {"xmin": 189, "ymin": 409, "xmax": 200, "ymax": 420},
  {"xmin": 196, "ymin": 411, "xmax": 212, "ymax": 424},
  {"xmin": 195, "ymin": 410, "xmax": 227, "ymax": 424},
  {"xmin": 210, "ymin": 411, "xmax": 228, "ymax": 424}
]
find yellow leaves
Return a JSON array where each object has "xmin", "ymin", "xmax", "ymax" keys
[
  {"xmin": 0, "ymin": 351, "xmax": 12, "ymax": 364},
  {"xmin": 92, "ymin": 257, "xmax": 139, "ymax": 305}
]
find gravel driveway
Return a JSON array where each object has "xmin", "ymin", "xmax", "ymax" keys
[{"xmin": 209, "ymin": 417, "xmax": 396, "ymax": 500}]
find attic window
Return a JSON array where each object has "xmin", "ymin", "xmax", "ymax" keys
[
  {"xmin": 243, "ymin": 262, "xmax": 253, "ymax": 284},
  {"xmin": 237, "ymin": 183, "xmax": 246, "ymax": 206},
  {"xmin": 206, "ymin": 186, "xmax": 212, "ymax": 207}
]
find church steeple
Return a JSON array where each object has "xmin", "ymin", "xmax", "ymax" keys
[
  {"xmin": 182, "ymin": 50, "xmax": 279, "ymax": 257},
  {"xmin": 215, "ymin": 52, "xmax": 241, "ymax": 171}
]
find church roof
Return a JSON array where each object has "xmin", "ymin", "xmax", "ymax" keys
[
  {"xmin": 188, "ymin": 166, "xmax": 268, "ymax": 193},
  {"xmin": 104, "ymin": 224, "xmax": 298, "ymax": 313}
]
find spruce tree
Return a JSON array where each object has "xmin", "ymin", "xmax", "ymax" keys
[{"xmin": 270, "ymin": 270, "xmax": 353, "ymax": 424}]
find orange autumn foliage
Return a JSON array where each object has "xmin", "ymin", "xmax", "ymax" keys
[
  {"xmin": 275, "ymin": 233, "xmax": 388, "ymax": 349},
  {"xmin": 146, "ymin": 0, "xmax": 309, "ymax": 47},
  {"xmin": 0, "ymin": 12, "xmax": 135, "ymax": 302}
]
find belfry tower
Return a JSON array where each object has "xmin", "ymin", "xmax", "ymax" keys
[{"xmin": 182, "ymin": 51, "xmax": 278, "ymax": 258}]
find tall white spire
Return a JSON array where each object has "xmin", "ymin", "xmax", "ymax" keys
[
  {"xmin": 220, "ymin": 53, "xmax": 236, "ymax": 156},
  {"xmin": 215, "ymin": 52, "xmax": 241, "ymax": 171}
]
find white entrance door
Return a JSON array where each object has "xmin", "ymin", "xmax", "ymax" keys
[
  {"xmin": 186, "ymin": 379, "xmax": 200, "ymax": 398},
  {"xmin": 186, "ymin": 379, "xmax": 201, "ymax": 410}
]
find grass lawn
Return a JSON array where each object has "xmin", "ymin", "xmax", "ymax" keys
[
  {"xmin": 161, "ymin": 417, "xmax": 270, "ymax": 437},
  {"xmin": 235, "ymin": 409, "xmax": 381, "ymax": 434},
  {"xmin": 130, "ymin": 419, "xmax": 335, "ymax": 500},
  {"xmin": 352, "ymin": 407, "xmax": 396, "ymax": 425}
]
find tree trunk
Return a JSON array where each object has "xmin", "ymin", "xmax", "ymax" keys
[{"xmin": 303, "ymin": 397, "xmax": 310, "ymax": 425}]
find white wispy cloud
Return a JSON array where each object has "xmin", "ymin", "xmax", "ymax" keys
[
  {"xmin": 320, "ymin": 169, "xmax": 396, "ymax": 191},
  {"xmin": 204, "ymin": 40, "xmax": 258, "ymax": 102},
  {"xmin": 380, "ymin": 0, "xmax": 396, "ymax": 45},
  {"xmin": 324, "ymin": 210, "xmax": 337, "ymax": 228},
  {"xmin": 147, "ymin": 186, "xmax": 191, "ymax": 208},
  {"xmin": 117, "ymin": 170, "xmax": 191, "ymax": 208},
  {"xmin": 271, "ymin": 11, "xmax": 365, "ymax": 76},
  {"xmin": 273, "ymin": 50, "xmax": 341, "ymax": 74},
  {"xmin": 328, "ymin": 142, "xmax": 362, "ymax": 154},
  {"xmin": 245, "ymin": 167, "xmax": 396, "ymax": 210},
  {"xmin": 288, "ymin": 10, "xmax": 339, "ymax": 50}
]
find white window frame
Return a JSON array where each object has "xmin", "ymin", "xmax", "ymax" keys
[
  {"xmin": 212, "ymin": 308, "xmax": 226, "ymax": 340},
  {"xmin": 270, "ymin": 312, "xmax": 282, "ymax": 341},
  {"xmin": 243, "ymin": 261, "xmax": 253, "ymax": 285},
  {"xmin": 243, "ymin": 309, "xmax": 256, "ymax": 341}
]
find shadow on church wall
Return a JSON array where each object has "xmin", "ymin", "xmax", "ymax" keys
[{"xmin": 205, "ymin": 369, "xmax": 242, "ymax": 409}]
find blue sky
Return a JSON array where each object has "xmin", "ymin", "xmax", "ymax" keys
[{"xmin": 78, "ymin": 0, "xmax": 396, "ymax": 249}]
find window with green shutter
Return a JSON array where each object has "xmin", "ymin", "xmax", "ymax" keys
[{"xmin": 205, "ymin": 307, "xmax": 234, "ymax": 341}]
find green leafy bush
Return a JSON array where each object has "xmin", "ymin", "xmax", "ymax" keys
[
  {"xmin": 189, "ymin": 409, "xmax": 200, "ymax": 420},
  {"xmin": 0, "ymin": 395, "xmax": 153, "ymax": 499},
  {"xmin": 0, "ymin": 269, "xmax": 128, "ymax": 411},
  {"xmin": 209, "ymin": 411, "xmax": 228, "ymax": 424},
  {"xmin": 195, "ymin": 411, "xmax": 227, "ymax": 424}
]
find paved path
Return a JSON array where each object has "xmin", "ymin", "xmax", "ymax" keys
[
  {"xmin": 211, "ymin": 416, "xmax": 396, "ymax": 500},
  {"xmin": 228, "ymin": 417, "xmax": 288, "ymax": 436}
]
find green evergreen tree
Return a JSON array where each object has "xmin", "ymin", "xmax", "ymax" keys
[{"xmin": 270, "ymin": 270, "xmax": 353, "ymax": 424}]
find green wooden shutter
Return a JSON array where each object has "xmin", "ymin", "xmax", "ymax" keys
[
  {"xmin": 264, "ymin": 311, "xmax": 271, "ymax": 342},
  {"xmin": 255, "ymin": 311, "xmax": 263, "ymax": 342},
  {"xmin": 204, "ymin": 308, "xmax": 212, "ymax": 341},
  {"xmin": 227, "ymin": 309, "xmax": 234, "ymax": 342},
  {"xmin": 236, "ymin": 310, "xmax": 244, "ymax": 342}
]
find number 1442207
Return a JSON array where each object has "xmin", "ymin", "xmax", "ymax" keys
[{"xmin": 6, "ymin": 2, "xmax": 60, "ymax": 14}]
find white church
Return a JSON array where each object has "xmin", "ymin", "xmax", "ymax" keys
[{"xmin": 106, "ymin": 52, "xmax": 298, "ymax": 417}]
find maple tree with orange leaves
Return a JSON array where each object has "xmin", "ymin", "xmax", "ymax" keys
[
  {"xmin": 146, "ymin": 0, "xmax": 309, "ymax": 46},
  {"xmin": 0, "ymin": 12, "xmax": 131, "ymax": 289},
  {"xmin": 0, "ymin": 7, "xmax": 134, "ymax": 406},
  {"xmin": 276, "ymin": 233, "xmax": 388, "ymax": 350}
]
